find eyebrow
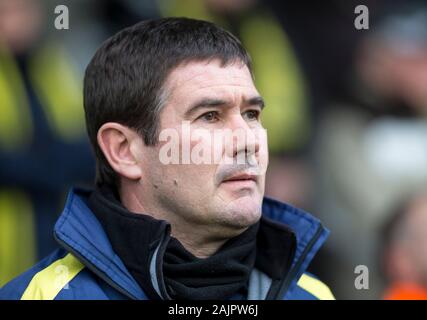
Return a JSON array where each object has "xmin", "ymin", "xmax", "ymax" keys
[{"xmin": 184, "ymin": 96, "xmax": 265, "ymax": 118}]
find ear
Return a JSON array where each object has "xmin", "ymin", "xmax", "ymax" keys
[{"xmin": 97, "ymin": 122, "xmax": 143, "ymax": 181}]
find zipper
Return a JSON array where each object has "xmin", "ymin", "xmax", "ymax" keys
[
  {"xmin": 149, "ymin": 226, "xmax": 172, "ymax": 300},
  {"xmin": 266, "ymin": 224, "xmax": 324, "ymax": 300},
  {"xmin": 54, "ymin": 233, "xmax": 138, "ymax": 300}
]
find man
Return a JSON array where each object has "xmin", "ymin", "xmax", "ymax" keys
[{"xmin": 0, "ymin": 17, "xmax": 334, "ymax": 300}]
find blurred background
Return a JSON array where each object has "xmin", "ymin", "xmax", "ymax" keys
[{"xmin": 1, "ymin": 0, "xmax": 427, "ymax": 300}]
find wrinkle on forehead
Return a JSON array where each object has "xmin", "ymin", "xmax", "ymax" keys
[{"xmin": 165, "ymin": 59, "xmax": 255, "ymax": 96}]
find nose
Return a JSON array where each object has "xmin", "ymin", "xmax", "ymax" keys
[{"xmin": 226, "ymin": 114, "xmax": 260, "ymax": 162}]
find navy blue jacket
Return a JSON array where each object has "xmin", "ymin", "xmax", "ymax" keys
[{"xmin": 0, "ymin": 188, "xmax": 334, "ymax": 300}]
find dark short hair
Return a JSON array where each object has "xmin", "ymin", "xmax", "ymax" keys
[{"xmin": 84, "ymin": 17, "xmax": 253, "ymax": 188}]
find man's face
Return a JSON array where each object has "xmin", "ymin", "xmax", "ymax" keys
[{"xmin": 140, "ymin": 59, "xmax": 268, "ymax": 235}]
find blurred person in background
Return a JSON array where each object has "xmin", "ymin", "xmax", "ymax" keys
[
  {"xmin": 381, "ymin": 192, "xmax": 427, "ymax": 299},
  {"xmin": 0, "ymin": 0, "xmax": 94, "ymax": 286},
  {"xmin": 314, "ymin": 3, "xmax": 427, "ymax": 298}
]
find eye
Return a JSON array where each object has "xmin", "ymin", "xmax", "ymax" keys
[
  {"xmin": 242, "ymin": 109, "xmax": 260, "ymax": 121},
  {"xmin": 199, "ymin": 111, "xmax": 220, "ymax": 123}
]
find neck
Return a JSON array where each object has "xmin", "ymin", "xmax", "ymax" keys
[
  {"xmin": 173, "ymin": 233, "xmax": 228, "ymax": 258},
  {"xmin": 120, "ymin": 184, "xmax": 245, "ymax": 258}
]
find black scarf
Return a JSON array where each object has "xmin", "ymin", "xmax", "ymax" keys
[
  {"xmin": 163, "ymin": 223, "xmax": 258, "ymax": 300},
  {"xmin": 88, "ymin": 185, "xmax": 295, "ymax": 300}
]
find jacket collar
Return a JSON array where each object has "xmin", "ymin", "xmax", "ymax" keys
[
  {"xmin": 261, "ymin": 197, "xmax": 329, "ymax": 298},
  {"xmin": 54, "ymin": 188, "xmax": 329, "ymax": 300},
  {"xmin": 54, "ymin": 188, "xmax": 147, "ymax": 299}
]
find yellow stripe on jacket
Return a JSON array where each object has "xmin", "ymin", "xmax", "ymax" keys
[
  {"xmin": 297, "ymin": 273, "xmax": 335, "ymax": 300},
  {"xmin": 21, "ymin": 253, "xmax": 85, "ymax": 300}
]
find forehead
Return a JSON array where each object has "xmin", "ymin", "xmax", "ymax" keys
[{"xmin": 164, "ymin": 59, "xmax": 258, "ymax": 100}]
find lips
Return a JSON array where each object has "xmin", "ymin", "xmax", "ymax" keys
[{"xmin": 222, "ymin": 173, "xmax": 257, "ymax": 183}]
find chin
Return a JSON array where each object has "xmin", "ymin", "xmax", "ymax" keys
[{"xmin": 219, "ymin": 195, "xmax": 263, "ymax": 229}]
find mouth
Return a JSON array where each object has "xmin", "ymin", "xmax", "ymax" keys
[
  {"xmin": 221, "ymin": 173, "xmax": 258, "ymax": 189},
  {"xmin": 222, "ymin": 173, "xmax": 257, "ymax": 183}
]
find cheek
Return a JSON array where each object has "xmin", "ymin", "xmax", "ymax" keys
[
  {"xmin": 161, "ymin": 164, "xmax": 217, "ymax": 208},
  {"xmin": 159, "ymin": 162, "xmax": 216, "ymax": 195},
  {"xmin": 154, "ymin": 131, "xmax": 218, "ymax": 189},
  {"xmin": 180, "ymin": 164, "xmax": 216, "ymax": 187},
  {"xmin": 256, "ymin": 128, "xmax": 269, "ymax": 174}
]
